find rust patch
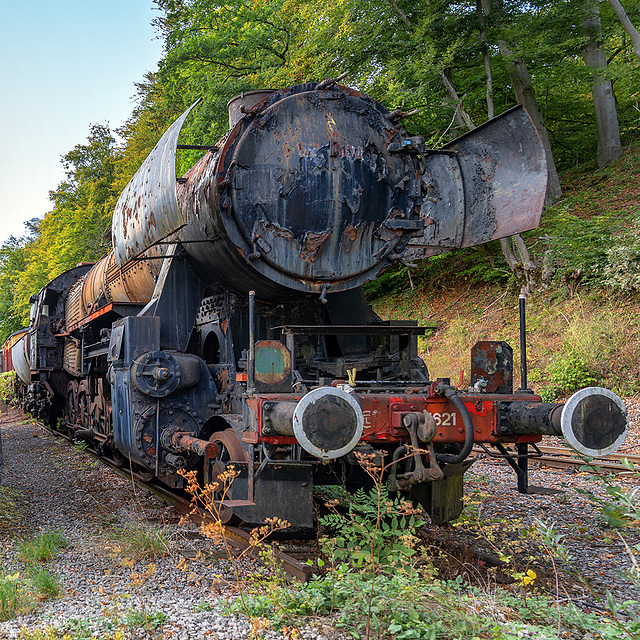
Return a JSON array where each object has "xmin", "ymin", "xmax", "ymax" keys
[
  {"xmin": 262, "ymin": 220, "xmax": 294, "ymax": 240},
  {"xmin": 221, "ymin": 318, "xmax": 228, "ymax": 334},
  {"xmin": 343, "ymin": 223, "xmax": 358, "ymax": 241},
  {"xmin": 300, "ymin": 230, "xmax": 330, "ymax": 262},
  {"xmin": 219, "ymin": 368, "xmax": 229, "ymax": 390}
]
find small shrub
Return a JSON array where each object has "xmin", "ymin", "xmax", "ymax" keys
[
  {"xmin": 0, "ymin": 371, "xmax": 16, "ymax": 405},
  {"xmin": 602, "ymin": 233, "xmax": 640, "ymax": 293},
  {"xmin": 319, "ymin": 485, "xmax": 424, "ymax": 570},
  {"xmin": 544, "ymin": 353, "xmax": 596, "ymax": 398}
]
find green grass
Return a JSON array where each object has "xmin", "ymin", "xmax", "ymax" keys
[
  {"xmin": 115, "ymin": 523, "xmax": 171, "ymax": 561},
  {"xmin": 0, "ymin": 572, "xmax": 36, "ymax": 621},
  {"xmin": 17, "ymin": 529, "xmax": 69, "ymax": 563},
  {"xmin": 28, "ymin": 566, "xmax": 62, "ymax": 599}
]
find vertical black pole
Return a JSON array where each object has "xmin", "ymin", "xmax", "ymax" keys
[
  {"xmin": 516, "ymin": 443, "xmax": 529, "ymax": 494},
  {"xmin": 519, "ymin": 294, "xmax": 528, "ymax": 392},
  {"xmin": 248, "ymin": 290, "xmax": 255, "ymax": 392}
]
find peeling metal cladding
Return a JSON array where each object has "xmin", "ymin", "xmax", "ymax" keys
[
  {"xmin": 443, "ymin": 106, "xmax": 546, "ymax": 246},
  {"xmin": 11, "ymin": 335, "xmax": 30, "ymax": 384},
  {"xmin": 102, "ymin": 250, "xmax": 159, "ymax": 305},
  {"xmin": 414, "ymin": 153, "xmax": 465, "ymax": 255},
  {"xmin": 406, "ymin": 106, "xmax": 546, "ymax": 260},
  {"xmin": 112, "ymin": 100, "xmax": 201, "ymax": 269},
  {"xmin": 175, "ymin": 144, "xmax": 228, "ymax": 287},
  {"xmin": 65, "ymin": 278, "xmax": 85, "ymax": 327},
  {"xmin": 190, "ymin": 84, "xmax": 421, "ymax": 299}
]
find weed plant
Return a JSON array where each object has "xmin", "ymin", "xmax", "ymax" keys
[
  {"xmin": 28, "ymin": 566, "xmax": 62, "ymax": 599},
  {"xmin": 0, "ymin": 572, "xmax": 35, "ymax": 621},
  {"xmin": 114, "ymin": 523, "xmax": 171, "ymax": 561},
  {"xmin": 17, "ymin": 529, "xmax": 68, "ymax": 563},
  {"xmin": 0, "ymin": 529, "xmax": 68, "ymax": 622}
]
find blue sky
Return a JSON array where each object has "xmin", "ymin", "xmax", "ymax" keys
[{"xmin": 0, "ymin": 0, "xmax": 163, "ymax": 245}]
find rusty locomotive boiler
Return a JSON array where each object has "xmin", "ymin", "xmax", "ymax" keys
[{"xmin": 12, "ymin": 82, "xmax": 628, "ymax": 527}]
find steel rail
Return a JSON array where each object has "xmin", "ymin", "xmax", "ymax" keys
[
  {"xmin": 39, "ymin": 421, "xmax": 314, "ymax": 582},
  {"xmin": 472, "ymin": 445, "xmax": 640, "ymax": 474}
]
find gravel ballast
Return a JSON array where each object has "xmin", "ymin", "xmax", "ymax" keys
[{"xmin": 0, "ymin": 403, "xmax": 639, "ymax": 639}]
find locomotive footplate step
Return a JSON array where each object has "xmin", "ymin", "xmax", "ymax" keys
[
  {"xmin": 522, "ymin": 486, "xmax": 564, "ymax": 496},
  {"xmin": 221, "ymin": 500, "xmax": 255, "ymax": 507}
]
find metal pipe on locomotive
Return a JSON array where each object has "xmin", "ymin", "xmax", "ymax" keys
[{"xmin": 10, "ymin": 81, "xmax": 628, "ymax": 527}]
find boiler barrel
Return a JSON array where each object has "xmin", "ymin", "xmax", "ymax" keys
[{"xmin": 112, "ymin": 84, "xmax": 424, "ymax": 301}]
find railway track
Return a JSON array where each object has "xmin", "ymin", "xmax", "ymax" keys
[
  {"xmin": 474, "ymin": 444, "xmax": 640, "ymax": 474},
  {"xmin": 43, "ymin": 422, "xmax": 315, "ymax": 583}
]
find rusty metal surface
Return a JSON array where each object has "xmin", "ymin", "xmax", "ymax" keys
[
  {"xmin": 171, "ymin": 432, "xmax": 220, "ymax": 458},
  {"xmin": 222, "ymin": 86, "xmax": 420, "ymax": 293},
  {"xmin": 112, "ymin": 100, "xmax": 200, "ymax": 268},
  {"xmin": 252, "ymin": 391, "xmax": 542, "ymax": 449},
  {"xmin": 103, "ymin": 251, "xmax": 158, "ymax": 304},
  {"xmin": 254, "ymin": 340, "xmax": 291, "ymax": 385},
  {"xmin": 470, "ymin": 341, "xmax": 513, "ymax": 394},
  {"xmin": 406, "ymin": 106, "xmax": 546, "ymax": 258},
  {"xmin": 81, "ymin": 255, "xmax": 109, "ymax": 314},
  {"xmin": 176, "ymin": 84, "xmax": 424, "ymax": 300},
  {"xmin": 226, "ymin": 90, "xmax": 274, "ymax": 128}
]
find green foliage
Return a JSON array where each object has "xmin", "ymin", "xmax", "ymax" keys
[
  {"xmin": 538, "ymin": 465, "xmax": 640, "ymax": 639},
  {"xmin": 577, "ymin": 459, "xmax": 640, "ymax": 529},
  {"xmin": 543, "ymin": 353, "xmax": 596, "ymax": 399},
  {"xmin": 119, "ymin": 609, "xmax": 168, "ymax": 630},
  {"xmin": 0, "ymin": 371, "xmax": 16, "ymax": 405},
  {"xmin": 0, "ymin": 237, "xmax": 28, "ymax": 343},
  {"xmin": 319, "ymin": 485, "xmax": 424, "ymax": 569},
  {"xmin": 232, "ymin": 570, "xmax": 498, "ymax": 639},
  {"xmin": 362, "ymin": 265, "xmax": 411, "ymax": 300},
  {"xmin": 114, "ymin": 524, "xmax": 171, "ymax": 561},
  {"xmin": 364, "ymin": 245, "xmax": 509, "ymax": 300},
  {"xmin": 602, "ymin": 234, "xmax": 640, "ymax": 293},
  {"xmin": 0, "ymin": 565, "xmax": 65, "ymax": 622},
  {"xmin": 0, "ymin": 572, "xmax": 36, "ymax": 621},
  {"xmin": 28, "ymin": 566, "xmax": 62, "ymax": 600}
]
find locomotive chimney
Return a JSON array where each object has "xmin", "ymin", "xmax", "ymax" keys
[{"xmin": 226, "ymin": 90, "xmax": 275, "ymax": 128}]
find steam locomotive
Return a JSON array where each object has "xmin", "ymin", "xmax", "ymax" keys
[{"xmin": 6, "ymin": 82, "xmax": 628, "ymax": 527}]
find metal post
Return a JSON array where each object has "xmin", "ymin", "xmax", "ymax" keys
[
  {"xmin": 519, "ymin": 294, "xmax": 528, "ymax": 391},
  {"xmin": 248, "ymin": 291, "xmax": 255, "ymax": 392}
]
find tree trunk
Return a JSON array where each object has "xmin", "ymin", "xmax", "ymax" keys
[
  {"xmin": 477, "ymin": 0, "xmax": 494, "ymax": 119},
  {"xmin": 582, "ymin": 2, "xmax": 623, "ymax": 168},
  {"xmin": 606, "ymin": 0, "xmax": 640, "ymax": 62},
  {"xmin": 440, "ymin": 70, "xmax": 476, "ymax": 130},
  {"xmin": 500, "ymin": 236, "xmax": 539, "ymax": 296},
  {"xmin": 498, "ymin": 42, "xmax": 562, "ymax": 202}
]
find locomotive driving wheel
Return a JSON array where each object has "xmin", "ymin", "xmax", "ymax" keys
[
  {"xmin": 65, "ymin": 381, "xmax": 79, "ymax": 427},
  {"xmin": 203, "ymin": 428, "xmax": 247, "ymax": 524}
]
